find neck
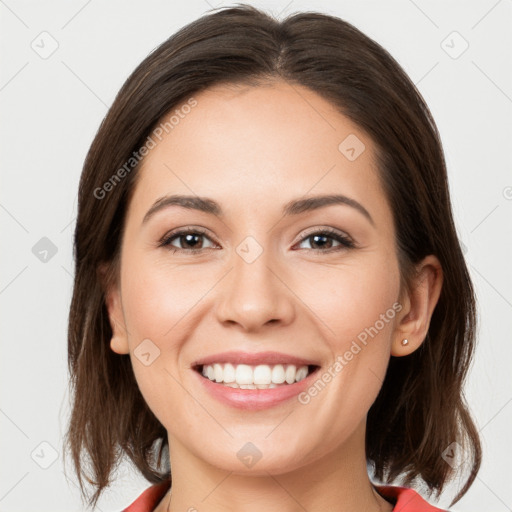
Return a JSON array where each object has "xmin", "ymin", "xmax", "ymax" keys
[{"xmin": 157, "ymin": 421, "xmax": 394, "ymax": 512}]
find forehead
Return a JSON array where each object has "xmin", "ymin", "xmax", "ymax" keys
[{"xmin": 128, "ymin": 80, "xmax": 386, "ymax": 223}]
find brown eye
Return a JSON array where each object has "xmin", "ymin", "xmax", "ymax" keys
[
  {"xmin": 295, "ymin": 229, "xmax": 355, "ymax": 252},
  {"xmin": 160, "ymin": 228, "xmax": 216, "ymax": 253},
  {"xmin": 158, "ymin": 227, "xmax": 355, "ymax": 254}
]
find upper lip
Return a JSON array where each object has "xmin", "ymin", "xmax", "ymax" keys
[{"xmin": 192, "ymin": 351, "xmax": 320, "ymax": 368}]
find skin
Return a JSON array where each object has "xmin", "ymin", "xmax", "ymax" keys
[{"xmin": 104, "ymin": 79, "xmax": 443, "ymax": 512}]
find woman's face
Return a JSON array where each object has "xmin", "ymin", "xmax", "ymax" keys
[{"xmin": 107, "ymin": 80, "xmax": 404, "ymax": 474}]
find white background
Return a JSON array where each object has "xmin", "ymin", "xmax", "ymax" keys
[{"xmin": 1, "ymin": 0, "xmax": 511, "ymax": 510}]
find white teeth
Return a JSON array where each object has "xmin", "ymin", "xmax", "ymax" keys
[
  {"xmin": 285, "ymin": 365, "xmax": 296, "ymax": 384},
  {"xmin": 253, "ymin": 365, "xmax": 272, "ymax": 385},
  {"xmin": 235, "ymin": 364, "xmax": 254, "ymax": 385},
  {"xmin": 223, "ymin": 382, "xmax": 278, "ymax": 389},
  {"xmin": 295, "ymin": 366, "xmax": 308, "ymax": 382},
  {"xmin": 199, "ymin": 362, "xmax": 312, "ymax": 387},
  {"xmin": 223, "ymin": 363, "xmax": 236, "ymax": 383},
  {"xmin": 213, "ymin": 363, "xmax": 223, "ymax": 383},
  {"xmin": 271, "ymin": 364, "xmax": 286, "ymax": 384}
]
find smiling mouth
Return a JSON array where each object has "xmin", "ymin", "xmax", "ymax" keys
[{"xmin": 194, "ymin": 363, "xmax": 320, "ymax": 389}]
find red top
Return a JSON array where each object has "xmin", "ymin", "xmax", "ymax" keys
[{"xmin": 121, "ymin": 480, "xmax": 447, "ymax": 511}]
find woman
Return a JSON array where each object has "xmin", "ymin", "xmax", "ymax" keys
[{"xmin": 64, "ymin": 5, "xmax": 481, "ymax": 511}]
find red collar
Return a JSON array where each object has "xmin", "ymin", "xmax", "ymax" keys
[
  {"xmin": 375, "ymin": 486, "xmax": 447, "ymax": 511},
  {"xmin": 122, "ymin": 481, "xmax": 447, "ymax": 511}
]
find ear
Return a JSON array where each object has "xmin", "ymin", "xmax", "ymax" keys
[
  {"xmin": 391, "ymin": 255, "xmax": 443, "ymax": 356},
  {"xmin": 98, "ymin": 263, "xmax": 130, "ymax": 355}
]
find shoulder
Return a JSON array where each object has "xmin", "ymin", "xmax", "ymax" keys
[
  {"xmin": 375, "ymin": 485, "xmax": 448, "ymax": 512},
  {"xmin": 121, "ymin": 481, "xmax": 171, "ymax": 512}
]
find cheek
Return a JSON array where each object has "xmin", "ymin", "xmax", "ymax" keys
[
  {"xmin": 291, "ymin": 259, "xmax": 400, "ymax": 432},
  {"xmin": 300, "ymin": 254, "xmax": 400, "ymax": 349},
  {"xmin": 121, "ymin": 244, "xmax": 401, "ymax": 360},
  {"xmin": 121, "ymin": 254, "xmax": 209, "ymax": 340},
  {"xmin": 294, "ymin": 254, "xmax": 400, "ymax": 412},
  {"xmin": 118, "ymin": 251, "xmax": 213, "ymax": 418}
]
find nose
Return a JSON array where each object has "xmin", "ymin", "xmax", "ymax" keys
[{"xmin": 214, "ymin": 240, "xmax": 296, "ymax": 332}]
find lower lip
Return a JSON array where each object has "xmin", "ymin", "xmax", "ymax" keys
[{"xmin": 193, "ymin": 367, "xmax": 319, "ymax": 410}]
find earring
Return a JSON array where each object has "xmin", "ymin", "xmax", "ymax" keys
[{"xmin": 401, "ymin": 338, "xmax": 409, "ymax": 346}]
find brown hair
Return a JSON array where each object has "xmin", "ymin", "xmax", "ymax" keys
[{"xmin": 64, "ymin": 3, "xmax": 481, "ymax": 508}]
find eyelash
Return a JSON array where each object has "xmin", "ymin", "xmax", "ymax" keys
[{"xmin": 158, "ymin": 227, "xmax": 356, "ymax": 254}]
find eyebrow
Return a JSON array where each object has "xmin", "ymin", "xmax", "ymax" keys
[{"xmin": 142, "ymin": 193, "xmax": 374, "ymax": 226}]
